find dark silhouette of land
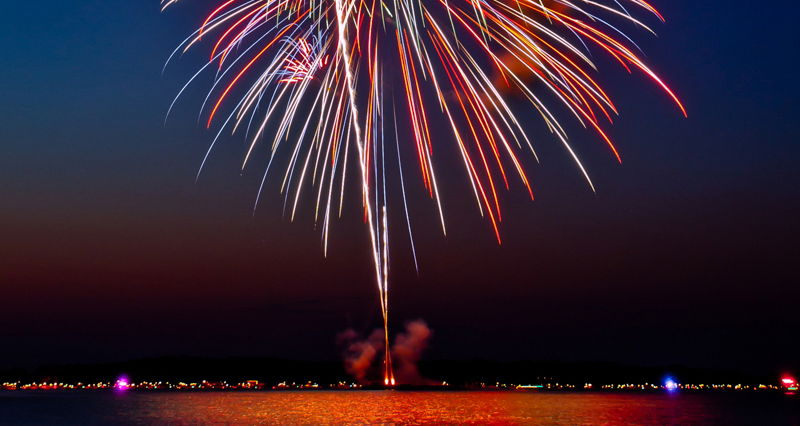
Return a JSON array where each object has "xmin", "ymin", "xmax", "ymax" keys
[{"xmin": 0, "ymin": 357, "xmax": 783, "ymax": 388}]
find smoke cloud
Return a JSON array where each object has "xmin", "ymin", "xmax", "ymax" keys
[
  {"xmin": 392, "ymin": 320, "xmax": 433, "ymax": 385},
  {"xmin": 338, "ymin": 319, "xmax": 433, "ymax": 385},
  {"xmin": 337, "ymin": 328, "xmax": 384, "ymax": 383}
]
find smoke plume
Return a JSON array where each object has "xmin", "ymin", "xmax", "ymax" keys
[
  {"xmin": 337, "ymin": 328, "xmax": 384, "ymax": 383},
  {"xmin": 338, "ymin": 320, "xmax": 433, "ymax": 385},
  {"xmin": 392, "ymin": 320, "xmax": 433, "ymax": 385}
]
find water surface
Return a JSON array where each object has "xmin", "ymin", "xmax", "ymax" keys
[{"xmin": 1, "ymin": 391, "xmax": 798, "ymax": 424}]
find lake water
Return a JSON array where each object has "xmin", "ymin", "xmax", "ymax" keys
[{"xmin": 1, "ymin": 391, "xmax": 798, "ymax": 424}]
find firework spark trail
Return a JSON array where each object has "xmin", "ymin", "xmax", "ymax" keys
[
  {"xmin": 333, "ymin": 0, "xmax": 395, "ymax": 385},
  {"xmin": 162, "ymin": 0, "xmax": 684, "ymax": 384}
]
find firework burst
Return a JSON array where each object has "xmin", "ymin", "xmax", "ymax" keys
[{"xmin": 162, "ymin": 0, "xmax": 684, "ymax": 385}]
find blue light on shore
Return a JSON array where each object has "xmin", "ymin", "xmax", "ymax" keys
[{"xmin": 664, "ymin": 378, "xmax": 678, "ymax": 391}]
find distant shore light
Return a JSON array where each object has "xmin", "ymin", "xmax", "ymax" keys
[{"xmin": 115, "ymin": 377, "xmax": 130, "ymax": 391}]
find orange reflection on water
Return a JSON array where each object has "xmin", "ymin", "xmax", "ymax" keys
[{"xmin": 108, "ymin": 391, "xmax": 762, "ymax": 424}]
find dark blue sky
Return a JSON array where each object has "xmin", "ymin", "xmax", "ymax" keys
[{"xmin": 1, "ymin": 1, "xmax": 798, "ymax": 373}]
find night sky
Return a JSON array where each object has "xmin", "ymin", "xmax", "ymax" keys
[{"xmin": 1, "ymin": 0, "xmax": 798, "ymax": 374}]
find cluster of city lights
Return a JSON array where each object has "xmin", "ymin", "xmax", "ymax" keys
[
  {"xmin": 1, "ymin": 380, "xmax": 363, "ymax": 391},
  {"xmin": 2, "ymin": 376, "xmax": 796, "ymax": 392}
]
